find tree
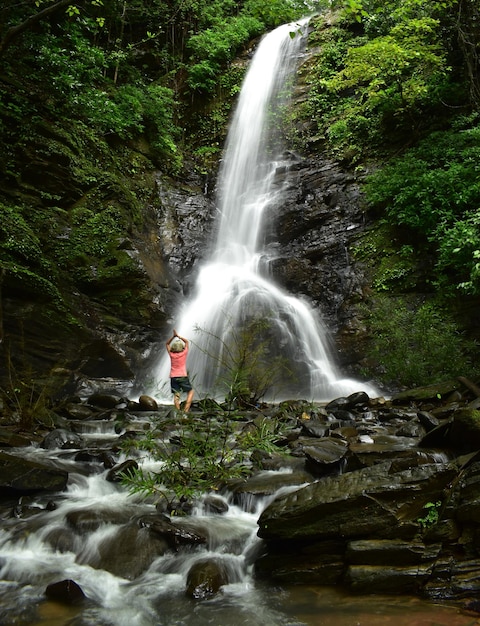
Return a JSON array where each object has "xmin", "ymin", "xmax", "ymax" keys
[{"xmin": 0, "ymin": 1, "xmax": 73, "ymax": 57}]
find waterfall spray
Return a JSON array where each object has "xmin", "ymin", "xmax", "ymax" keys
[{"xmin": 153, "ymin": 20, "xmax": 377, "ymax": 402}]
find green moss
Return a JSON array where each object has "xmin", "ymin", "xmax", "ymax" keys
[{"xmin": 352, "ymin": 222, "xmax": 424, "ymax": 293}]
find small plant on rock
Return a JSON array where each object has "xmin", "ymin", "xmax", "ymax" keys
[{"xmin": 418, "ymin": 500, "xmax": 442, "ymax": 529}]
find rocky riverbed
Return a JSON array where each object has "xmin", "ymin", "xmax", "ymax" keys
[{"xmin": 1, "ymin": 377, "xmax": 480, "ymax": 619}]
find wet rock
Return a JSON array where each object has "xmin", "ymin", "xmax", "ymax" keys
[
  {"xmin": 257, "ymin": 461, "xmax": 457, "ymax": 542},
  {"xmin": 0, "ymin": 428, "xmax": 36, "ymax": 448},
  {"xmin": 74, "ymin": 449, "xmax": 116, "ymax": 468},
  {"xmin": 77, "ymin": 339, "xmax": 135, "ymax": 379},
  {"xmin": 299, "ymin": 418, "xmax": 329, "ymax": 438},
  {"xmin": 185, "ymin": 558, "xmax": 229, "ymax": 599},
  {"xmin": 45, "ymin": 579, "xmax": 86, "ymax": 605},
  {"xmin": 449, "ymin": 409, "xmax": 480, "ymax": 452},
  {"xmin": 0, "ymin": 452, "xmax": 68, "ymax": 496},
  {"xmin": 202, "ymin": 495, "xmax": 229, "ymax": 515},
  {"xmin": 66, "ymin": 509, "xmax": 132, "ymax": 532},
  {"xmin": 12, "ymin": 497, "xmax": 43, "ymax": 519},
  {"xmin": 62, "ymin": 403, "xmax": 96, "ymax": 420},
  {"xmin": 228, "ymin": 470, "xmax": 314, "ymax": 505},
  {"xmin": 331, "ymin": 425, "xmax": 358, "ymax": 440},
  {"xmin": 345, "ymin": 539, "xmax": 442, "ymax": 566},
  {"xmin": 88, "ymin": 393, "xmax": 123, "ymax": 409},
  {"xmin": 392, "ymin": 381, "xmax": 461, "ymax": 403},
  {"xmin": 303, "ymin": 438, "xmax": 349, "ymax": 476},
  {"xmin": 138, "ymin": 395, "xmax": 158, "ymax": 410},
  {"xmin": 336, "ymin": 413, "xmax": 360, "ymax": 425},
  {"xmin": 395, "ymin": 419, "xmax": 425, "ymax": 438},
  {"xmin": 424, "ymin": 558, "xmax": 480, "ymax": 600},
  {"xmin": 40, "ymin": 429, "xmax": 85, "ymax": 450},
  {"xmin": 419, "ymin": 420, "xmax": 454, "ymax": 449},
  {"xmin": 43, "ymin": 527, "xmax": 77, "ymax": 553},
  {"xmin": 255, "ymin": 539, "xmax": 346, "ymax": 584},
  {"xmin": 417, "ymin": 411, "xmax": 440, "ymax": 432},
  {"xmin": 345, "ymin": 563, "xmax": 431, "ymax": 594},
  {"xmin": 325, "ymin": 397, "xmax": 352, "ymax": 412},
  {"xmin": 346, "ymin": 391, "xmax": 370, "ymax": 407},
  {"xmin": 106, "ymin": 459, "xmax": 139, "ymax": 482},
  {"xmin": 149, "ymin": 517, "xmax": 207, "ymax": 550},
  {"xmin": 82, "ymin": 523, "xmax": 170, "ymax": 579},
  {"xmin": 455, "ymin": 458, "xmax": 480, "ymax": 523}
]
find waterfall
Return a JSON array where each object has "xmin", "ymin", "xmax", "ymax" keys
[{"xmin": 153, "ymin": 20, "xmax": 377, "ymax": 403}]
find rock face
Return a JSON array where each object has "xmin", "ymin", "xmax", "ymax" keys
[
  {"xmin": 253, "ymin": 384, "xmax": 480, "ymax": 601},
  {"xmin": 264, "ymin": 153, "xmax": 373, "ymax": 369}
]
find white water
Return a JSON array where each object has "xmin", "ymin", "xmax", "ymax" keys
[
  {"xmin": 0, "ymin": 435, "xmax": 291, "ymax": 626},
  {"xmin": 0, "ymin": 416, "xmax": 471, "ymax": 625},
  {"xmin": 152, "ymin": 20, "xmax": 378, "ymax": 403}
]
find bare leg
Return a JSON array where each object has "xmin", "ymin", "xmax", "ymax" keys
[
  {"xmin": 173, "ymin": 393, "xmax": 181, "ymax": 410},
  {"xmin": 184, "ymin": 389, "xmax": 194, "ymax": 413}
]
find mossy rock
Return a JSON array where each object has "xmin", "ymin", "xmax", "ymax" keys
[{"xmin": 392, "ymin": 381, "xmax": 461, "ymax": 403}]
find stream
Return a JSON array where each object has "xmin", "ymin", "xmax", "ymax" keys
[{"xmin": 0, "ymin": 408, "xmax": 478, "ymax": 626}]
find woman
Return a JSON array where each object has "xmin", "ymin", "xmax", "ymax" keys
[{"xmin": 166, "ymin": 329, "xmax": 194, "ymax": 412}]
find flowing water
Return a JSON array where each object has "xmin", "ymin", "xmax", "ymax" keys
[
  {"xmin": 152, "ymin": 20, "xmax": 378, "ymax": 403},
  {"xmin": 0, "ymin": 413, "xmax": 477, "ymax": 626}
]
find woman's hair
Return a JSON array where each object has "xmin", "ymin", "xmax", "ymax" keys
[{"xmin": 170, "ymin": 338, "xmax": 185, "ymax": 353}]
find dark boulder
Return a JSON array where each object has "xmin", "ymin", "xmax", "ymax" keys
[
  {"xmin": 257, "ymin": 461, "xmax": 457, "ymax": 542},
  {"xmin": 185, "ymin": 558, "xmax": 229, "ymax": 599},
  {"xmin": 138, "ymin": 395, "xmax": 158, "ymax": 410},
  {"xmin": 79, "ymin": 523, "xmax": 170, "ymax": 579},
  {"xmin": 40, "ymin": 429, "xmax": 85, "ymax": 450},
  {"xmin": 303, "ymin": 438, "xmax": 349, "ymax": 476},
  {"xmin": 0, "ymin": 451, "xmax": 68, "ymax": 496},
  {"xmin": 45, "ymin": 579, "xmax": 86, "ymax": 605},
  {"xmin": 88, "ymin": 393, "xmax": 123, "ymax": 409}
]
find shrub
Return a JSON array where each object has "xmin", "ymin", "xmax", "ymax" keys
[
  {"xmin": 366, "ymin": 125, "xmax": 480, "ymax": 295},
  {"xmin": 363, "ymin": 295, "xmax": 477, "ymax": 387}
]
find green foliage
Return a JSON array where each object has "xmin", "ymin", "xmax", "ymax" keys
[
  {"xmin": 187, "ymin": 16, "xmax": 264, "ymax": 92},
  {"xmin": 325, "ymin": 23, "xmax": 446, "ymax": 108},
  {"xmin": 0, "ymin": 203, "xmax": 45, "ymax": 267},
  {"xmin": 418, "ymin": 500, "xmax": 442, "ymax": 529},
  {"xmin": 32, "ymin": 26, "xmax": 180, "ymax": 167},
  {"xmin": 0, "ymin": 203, "xmax": 64, "ymax": 304},
  {"xmin": 49, "ymin": 205, "xmax": 139, "ymax": 288},
  {"xmin": 243, "ymin": 0, "xmax": 313, "ymax": 28},
  {"xmin": 120, "ymin": 408, "xmax": 289, "ymax": 504},
  {"xmin": 302, "ymin": 1, "xmax": 469, "ymax": 160},
  {"xmin": 437, "ymin": 212, "xmax": 480, "ymax": 295},
  {"xmin": 237, "ymin": 418, "xmax": 283, "ymax": 456},
  {"xmin": 185, "ymin": 0, "xmax": 311, "ymax": 93},
  {"xmin": 366, "ymin": 126, "xmax": 480, "ymax": 294},
  {"xmin": 196, "ymin": 317, "xmax": 293, "ymax": 407},
  {"xmin": 121, "ymin": 416, "xmax": 249, "ymax": 503},
  {"xmin": 363, "ymin": 296, "xmax": 476, "ymax": 387}
]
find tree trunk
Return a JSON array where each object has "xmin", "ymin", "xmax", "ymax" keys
[{"xmin": 456, "ymin": 0, "xmax": 480, "ymax": 107}]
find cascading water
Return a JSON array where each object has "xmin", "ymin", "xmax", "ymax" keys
[
  {"xmin": 153, "ymin": 20, "xmax": 377, "ymax": 403},
  {"xmin": 0, "ymin": 423, "xmax": 303, "ymax": 626}
]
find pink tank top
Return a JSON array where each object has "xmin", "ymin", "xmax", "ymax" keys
[{"xmin": 169, "ymin": 347, "xmax": 188, "ymax": 377}]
